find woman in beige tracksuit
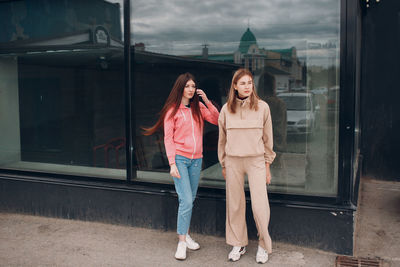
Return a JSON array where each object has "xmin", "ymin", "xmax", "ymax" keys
[{"xmin": 218, "ymin": 68, "xmax": 276, "ymax": 264}]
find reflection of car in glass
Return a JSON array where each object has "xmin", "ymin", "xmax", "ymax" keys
[
  {"xmin": 278, "ymin": 92, "xmax": 319, "ymax": 136},
  {"xmin": 276, "ymin": 87, "xmax": 288, "ymax": 94},
  {"xmin": 291, "ymin": 86, "xmax": 306, "ymax": 92},
  {"xmin": 327, "ymin": 87, "xmax": 340, "ymax": 111},
  {"xmin": 311, "ymin": 87, "xmax": 328, "ymax": 95}
]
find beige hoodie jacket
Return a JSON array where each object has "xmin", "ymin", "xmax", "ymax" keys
[{"xmin": 218, "ymin": 97, "xmax": 276, "ymax": 168}]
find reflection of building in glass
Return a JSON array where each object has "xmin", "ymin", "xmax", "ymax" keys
[
  {"xmin": 234, "ymin": 28, "xmax": 304, "ymax": 89},
  {"xmin": 234, "ymin": 28, "xmax": 265, "ymax": 71},
  {"xmin": 256, "ymin": 66, "xmax": 291, "ymax": 93},
  {"xmin": 190, "ymin": 27, "xmax": 305, "ymax": 90},
  {"xmin": 0, "ymin": 0, "xmax": 122, "ymax": 47}
]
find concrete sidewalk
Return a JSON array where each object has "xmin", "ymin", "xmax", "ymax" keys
[
  {"xmin": 1, "ymin": 177, "xmax": 398, "ymax": 266},
  {"xmin": 0, "ymin": 213, "xmax": 335, "ymax": 266},
  {"xmin": 354, "ymin": 177, "xmax": 400, "ymax": 267}
]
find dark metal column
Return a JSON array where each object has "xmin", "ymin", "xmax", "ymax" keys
[
  {"xmin": 124, "ymin": 0, "xmax": 134, "ymax": 182},
  {"xmin": 337, "ymin": 0, "xmax": 361, "ymax": 207}
]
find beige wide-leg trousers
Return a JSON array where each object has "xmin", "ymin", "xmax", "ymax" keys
[{"xmin": 225, "ymin": 155, "xmax": 272, "ymax": 253}]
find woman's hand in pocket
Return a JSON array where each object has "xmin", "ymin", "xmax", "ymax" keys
[
  {"xmin": 222, "ymin": 167, "xmax": 226, "ymax": 180},
  {"xmin": 265, "ymin": 163, "xmax": 271, "ymax": 185},
  {"xmin": 170, "ymin": 163, "xmax": 181, "ymax": 178}
]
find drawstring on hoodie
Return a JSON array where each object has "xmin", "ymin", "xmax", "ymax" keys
[
  {"xmin": 180, "ymin": 110, "xmax": 186, "ymax": 121},
  {"xmin": 189, "ymin": 108, "xmax": 196, "ymax": 159}
]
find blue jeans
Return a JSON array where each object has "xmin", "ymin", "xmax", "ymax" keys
[{"xmin": 173, "ymin": 154, "xmax": 202, "ymax": 235}]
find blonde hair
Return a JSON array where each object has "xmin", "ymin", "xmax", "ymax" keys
[{"xmin": 227, "ymin": 68, "xmax": 260, "ymax": 113}]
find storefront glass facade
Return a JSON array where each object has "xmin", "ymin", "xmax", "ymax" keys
[
  {"xmin": 1, "ymin": 0, "xmax": 341, "ymax": 197},
  {"xmin": 132, "ymin": 0, "xmax": 341, "ymax": 196}
]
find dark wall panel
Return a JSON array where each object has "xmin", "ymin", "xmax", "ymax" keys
[{"xmin": 361, "ymin": 1, "xmax": 400, "ymax": 181}]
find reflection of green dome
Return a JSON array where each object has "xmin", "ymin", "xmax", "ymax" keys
[{"xmin": 239, "ymin": 28, "xmax": 257, "ymax": 53}]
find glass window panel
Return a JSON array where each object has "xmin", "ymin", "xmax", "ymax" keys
[
  {"xmin": 0, "ymin": 0, "xmax": 126, "ymax": 179},
  {"xmin": 0, "ymin": 0, "xmax": 124, "ymax": 48},
  {"xmin": 132, "ymin": 0, "xmax": 340, "ymax": 196}
]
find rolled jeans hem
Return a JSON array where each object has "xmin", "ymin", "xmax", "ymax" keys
[{"xmin": 177, "ymin": 230, "xmax": 188, "ymax": 235}]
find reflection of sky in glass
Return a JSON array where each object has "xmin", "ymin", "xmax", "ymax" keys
[{"xmin": 130, "ymin": 0, "xmax": 340, "ymax": 66}]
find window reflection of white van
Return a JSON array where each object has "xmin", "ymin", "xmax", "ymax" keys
[
  {"xmin": 276, "ymin": 87, "xmax": 288, "ymax": 94},
  {"xmin": 277, "ymin": 92, "xmax": 319, "ymax": 136}
]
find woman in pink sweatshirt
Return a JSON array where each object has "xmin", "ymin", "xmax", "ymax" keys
[
  {"xmin": 143, "ymin": 73, "xmax": 219, "ymax": 260},
  {"xmin": 218, "ymin": 68, "xmax": 276, "ymax": 264}
]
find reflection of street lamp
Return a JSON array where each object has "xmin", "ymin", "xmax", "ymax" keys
[
  {"xmin": 98, "ymin": 56, "xmax": 108, "ymax": 70},
  {"xmin": 93, "ymin": 26, "xmax": 110, "ymax": 45},
  {"xmin": 202, "ymin": 43, "xmax": 209, "ymax": 59}
]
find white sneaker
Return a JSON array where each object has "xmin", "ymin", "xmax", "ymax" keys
[
  {"xmin": 186, "ymin": 234, "xmax": 200, "ymax": 250},
  {"xmin": 174, "ymin": 241, "xmax": 187, "ymax": 260},
  {"xmin": 228, "ymin": 246, "xmax": 246, "ymax": 261},
  {"xmin": 256, "ymin": 245, "xmax": 269, "ymax": 264}
]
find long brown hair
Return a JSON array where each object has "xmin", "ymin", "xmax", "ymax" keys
[
  {"xmin": 143, "ymin": 73, "xmax": 202, "ymax": 136},
  {"xmin": 227, "ymin": 68, "xmax": 260, "ymax": 113}
]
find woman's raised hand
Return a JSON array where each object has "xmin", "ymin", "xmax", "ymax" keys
[
  {"xmin": 170, "ymin": 163, "xmax": 181, "ymax": 178},
  {"xmin": 196, "ymin": 89, "xmax": 209, "ymax": 104}
]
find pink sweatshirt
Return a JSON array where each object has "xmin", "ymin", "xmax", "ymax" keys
[{"xmin": 164, "ymin": 102, "xmax": 219, "ymax": 165}]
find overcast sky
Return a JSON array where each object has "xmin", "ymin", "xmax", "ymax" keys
[{"xmin": 129, "ymin": 0, "xmax": 340, "ymax": 63}]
